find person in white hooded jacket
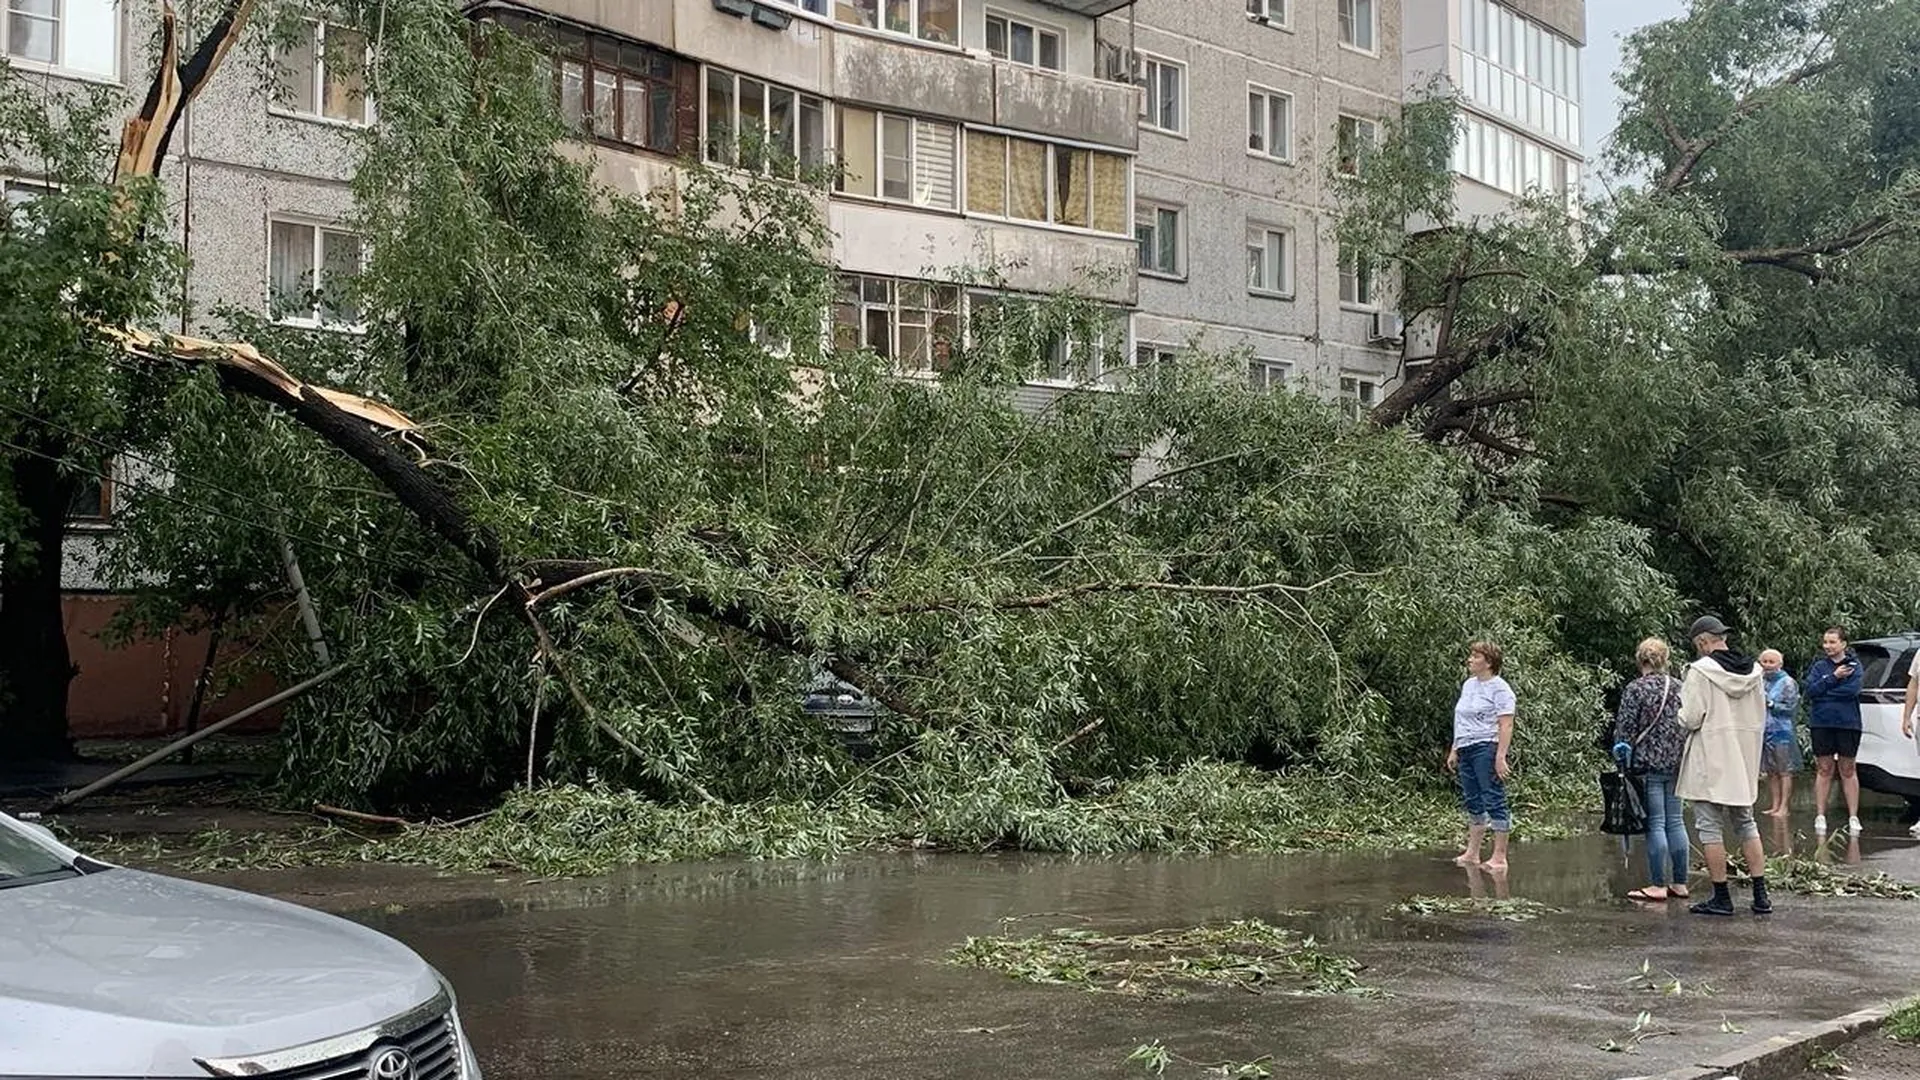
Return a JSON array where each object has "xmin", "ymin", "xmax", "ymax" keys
[{"xmin": 1675, "ymin": 615, "xmax": 1774, "ymax": 916}]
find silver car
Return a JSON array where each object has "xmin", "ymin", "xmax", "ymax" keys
[{"xmin": 0, "ymin": 811, "xmax": 482, "ymax": 1079}]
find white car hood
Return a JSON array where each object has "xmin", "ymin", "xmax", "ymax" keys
[{"xmin": 0, "ymin": 867, "xmax": 442, "ymax": 1077}]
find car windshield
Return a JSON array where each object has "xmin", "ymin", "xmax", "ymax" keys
[{"xmin": 0, "ymin": 821, "xmax": 74, "ymax": 883}]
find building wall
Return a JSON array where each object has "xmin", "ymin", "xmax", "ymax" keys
[{"xmin": 1114, "ymin": 0, "xmax": 1405, "ymax": 396}]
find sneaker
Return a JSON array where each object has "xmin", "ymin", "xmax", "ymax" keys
[
  {"xmin": 1850, "ymin": 816, "xmax": 1864, "ymax": 835},
  {"xmin": 1907, "ymin": 820, "xmax": 1920, "ymax": 839},
  {"xmin": 1815, "ymin": 814, "xmax": 1828, "ymax": 833},
  {"xmin": 1753, "ymin": 895, "xmax": 1774, "ymax": 915},
  {"xmin": 1690, "ymin": 895, "xmax": 1736, "ymax": 917}
]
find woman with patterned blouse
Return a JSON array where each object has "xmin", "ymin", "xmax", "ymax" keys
[{"xmin": 1612, "ymin": 637, "xmax": 1690, "ymax": 901}]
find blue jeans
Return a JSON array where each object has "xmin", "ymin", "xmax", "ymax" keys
[
  {"xmin": 1640, "ymin": 772, "xmax": 1690, "ymax": 887},
  {"xmin": 1456, "ymin": 741, "xmax": 1510, "ymax": 832}
]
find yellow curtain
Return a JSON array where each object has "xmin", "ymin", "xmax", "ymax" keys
[
  {"xmin": 966, "ymin": 133, "xmax": 1007, "ymax": 215},
  {"xmin": 1089, "ymin": 152, "xmax": 1128, "ymax": 234},
  {"xmin": 838, "ymin": 107, "xmax": 878, "ymax": 197},
  {"xmin": 1008, "ymin": 138, "xmax": 1047, "ymax": 221}
]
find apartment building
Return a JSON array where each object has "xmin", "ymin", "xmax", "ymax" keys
[
  {"xmin": 478, "ymin": 0, "xmax": 1143, "ymax": 404},
  {"xmin": 1404, "ymin": 0, "xmax": 1585, "ymax": 219},
  {"xmin": 4, "ymin": 0, "xmax": 364, "ymax": 732},
  {"xmin": 1103, "ymin": 0, "xmax": 1406, "ymax": 412}
]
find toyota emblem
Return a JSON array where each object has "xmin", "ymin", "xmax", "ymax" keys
[{"xmin": 369, "ymin": 1046, "xmax": 415, "ymax": 1080}]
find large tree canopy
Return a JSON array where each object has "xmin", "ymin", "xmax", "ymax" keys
[
  {"xmin": 2, "ymin": 0, "xmax": 1913, "ymax": 823},
  {"xmin": 1344, "ymin": 0, "xmax": 1920, "ymax": 651}
]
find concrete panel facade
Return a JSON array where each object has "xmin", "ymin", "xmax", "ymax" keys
[{"xmin": 1112, "ymin": 0, "xmax": 1405, "ymax": 393}]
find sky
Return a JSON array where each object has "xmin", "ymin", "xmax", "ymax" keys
[{"xmin": 1580, "ymin": 0, "xmax": 1689, "ymax": 164}]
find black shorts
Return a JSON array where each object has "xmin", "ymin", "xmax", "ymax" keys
[{"xmin": 1810, "ymin": 726, "xmax": 1862, "ymax": 759}]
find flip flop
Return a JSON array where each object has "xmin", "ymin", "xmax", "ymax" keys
[
  {"xmin": 1627, "ymin": 888, "xmax": 1668, "ymax": 901},
  {"xmin": 1669, "ymin": 886, "xmax": 1691, "ymax": 899}
]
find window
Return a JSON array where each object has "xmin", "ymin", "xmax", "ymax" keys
[
  {"xmin": 985, "ymin": 11, "xmax": 1061, "ymax": 70},
  {"xmin": 836, "ymin": 0, "xmax": 958, "ymax": 45},
  {"xmin": 836, "ymin": 107, "xmax": 958, "ymax": 209},
  {"xmin": 968, "ymin": 293, "xmax": 1125, "ymax": 386},
  {"xmin": 3, "ymin": 0, "xmax": 116, "ymax": 78},
  {"xmin": 1338, "ymin": 254, "xmax": 1376, "ymax": 308},
  {"xmin": 1134, "ymin": 343, "xmax": 1178, "ymax": 377},
  {"xmin": 1337, "ymin": 0, "xmax": 1375, "ymax": 52},
  {"xmin": 551, "ymin": 32, "xmax": 682, "ymax": 155},
  {"xmin": 963, "ymin": 132, "xmax": 1129, "ymax": 234},
  {"xmin": 1340, "ymin": 374, "xmax": 1381, "ymax": 419},
  {"xmin": 2, "ymin": 175, "xmax": 51, "ymax": 227},
  {"xmin": 1137, "ymin": 56, "xmax": 1184, "ymax": 135},
  {"xmin": 834, "ymin": 275, "xmax": 962, "ymax": 373},
  {"xmin": 1135, "ymin": 204, "xmax": 1181, "ymax": 276},
  {"xmin": 707, "ymin": 70, "xmax": 828, "ymax": 177},
  {"xmin": 66, "ymin": 469, "xmax": 111, "ymax": 523},
  {"xmin": 776, "ymin": 0, "xmax": 828, "ymax": 11},
  {"xmin": 1245, "ymin": 0, "xmax": 1288, "ymax": 25},
  {"xmin": 1248, "ymin": 359, "xmax": 1291, "ymax": 392},
  {"xmin": 275, "ymin": 20, "xmax": 371, "ymax": 124},
  {"xmin": 1246, "ymin": 226, "xmax": 1291, "ymax": 296},
  {"xmin": 269, "ymin": 219, "xmax": 365, "ymax": 329},
  {"xmin": 1336, "ymin": 114, "xmax": 1378, "ymax": 175},
  {"xmin": 1247, "ymin": 86, "xmax": 1292, "ymax": 161},
  {"xmin": 1454, "ymin": 0, "xmax": 1581, "ymax": 146}
]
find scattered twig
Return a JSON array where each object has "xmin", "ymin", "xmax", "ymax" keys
[{"xmin": 312, "ymin": 803, "xmax": 418, "ymax": 828}]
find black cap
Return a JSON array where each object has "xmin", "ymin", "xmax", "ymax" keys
[{"xmin": 1688, "ymin": 615, "xmax": 1732, "ymax": 639}]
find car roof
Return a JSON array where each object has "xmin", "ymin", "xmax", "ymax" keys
[{"xmin": 1854, "ymin": 633, "xmax": 1920, "ymax": 651}]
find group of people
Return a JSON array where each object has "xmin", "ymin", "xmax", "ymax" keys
[{"xmin": 1445, "ymin": 619, "xmax": 1880, "ymax": 917}]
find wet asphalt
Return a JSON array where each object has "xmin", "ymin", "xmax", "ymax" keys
[{"xmin": 214, "ymin": 803, "xmax": 1920, "ymax": 1080}]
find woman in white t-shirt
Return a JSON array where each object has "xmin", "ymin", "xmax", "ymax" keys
[{"xmin": 1445, "ymin": 640, "xmax": 1518, "ymax": 871}]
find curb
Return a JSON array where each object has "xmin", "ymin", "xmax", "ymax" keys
[{"xmin": 1640, "ymin": 1003, "xmax": 1896, "ymax": 1080}]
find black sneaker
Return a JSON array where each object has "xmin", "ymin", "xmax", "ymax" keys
[
  {"xmin": 1689, "ymin": 895, "xmax": 1735, "ymax": 916},
  {"xmin": 1752, "ymin": 895, "xmax": 1774, "ymax": 915}
]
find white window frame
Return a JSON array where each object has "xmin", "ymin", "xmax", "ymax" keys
[
  {"xmin": 1340, "ymin": 373, "xmax": 1382, "ymax": 419},
  {"xmin": 1338, "ymin": 254, "xmax": 1378, "ymax": 310},
  {"xmin": 1, "ymin": 0, "xmax": 119, "ymax": 82},
  {"xmin": 1337, "ymin": 0, "xmax": 1376, "ymax": 54},
  {"xmin": 271, "ymin": 18, "xmax": 375, "ymax": 127},
  {"xmin": 837, "ymin": 274, "xmax": 962, "ymax": 375},
  {"xmin": 1244, "ymin": 0, "xmax": 1290, "ymax": 28},
  {"xmin": 1246, "ymin": 85, "xmax": 1293, "ymax": 163},
  {"xmin": 1249, "ymin": 358, "xmax": 1292, "ymax": 392},
  {"xmin": 706, "ymin": 68, "xmax": 830, "ymax": 177},
  {"xmin": 267, "ymin": 216, "xmax": 368, "ymax": 332},
  {"xmin": 1135, "ymin": 343, "xmax": 1179, "ymax": 370},
  {"xmin": 983, "ymin": 9, "xmax": 1063, "ymax": 71},
  {"xmin": 963, "ymin": 129, "xmax": 1134, "ymax": 238},
  {"xmin": 835, "ymin": 0, "xmax": 960, "ymax": 47},
  {"xmin": 1246, "ymin": 225, "xmax": 1293, "ymax": 298},
  {"xmin": 1335, "ymin": 114, "xmax": 1379, "ymax": 176},
  {"xmin": 2, "ymin": 175, "xmax": 54, "ymax": 227},
  {"xmin": 834, "ymin": 105, "xmax": 958, "ymax": 210},
  {"xmin": 1136, "ymin": 54, "xmax": 1186, "ymax": 136},
  {"xmin": 1135, "ymin": 202, "xmax": 1182, "ymax": 278}
]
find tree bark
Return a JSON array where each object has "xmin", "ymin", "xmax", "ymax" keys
[{"xmin": 0, "ymin": 449, "xmax": 80, "ymax": 762}]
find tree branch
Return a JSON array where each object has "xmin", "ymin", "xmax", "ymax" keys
[
  {"xmin": 983, "ymin": 448, "xmax": 1265, "ymax": 566},
  {"xmin": 876, "ymin": 572, "xmax": 1379, "ymax": 616},
  {"xmin": 1657, "ymin": 56, "xmax": 1842, "ymax": 193}
]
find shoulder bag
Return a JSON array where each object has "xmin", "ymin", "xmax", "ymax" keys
[{"xmin": 1599, "ymin": 678, "xmax": 1670, "ymax": 836}]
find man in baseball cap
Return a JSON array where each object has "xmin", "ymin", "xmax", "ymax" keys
[{"xmin": 1675, "ymin": 615, "xmax": 1774, "ymax": 915}]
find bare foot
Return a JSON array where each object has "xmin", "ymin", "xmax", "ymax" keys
[
  {"xmin": 1669, "ymin": 885, "xmax": 1690, "ymax": 899},
  {"xmin": 1482, "ymin": 858, "xmax": 1508, "ymax": 873},
  {"xmin": 1763, "ymin": 806, "xmax": 1788, "ymax": 817},
  {"xmin": 1453, "ymin": 851, "xmax": 1481, "ymax": 866}
]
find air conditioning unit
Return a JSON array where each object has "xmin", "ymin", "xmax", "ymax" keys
[
  {"xmin": 1368, "ymin": 310, "xmax": 1405, "ymax": 345},
  {"xmin": 1098, "ymin": 42, "xmax": 1135, "ymax": 84}
]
